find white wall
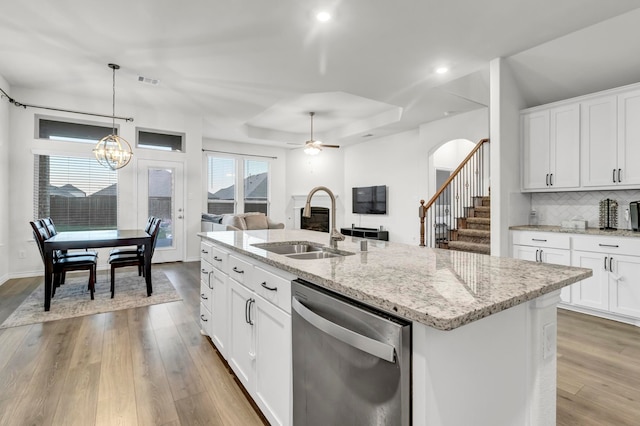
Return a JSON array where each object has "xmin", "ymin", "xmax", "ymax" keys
[
  {"xmin": 8, "ymin": 86, "xmax": 203, "ymax": 276},
  {"xmin": 433, "ymin": 139, "xmax": 476, "ymax": 171},
  {"xmin": 343, "ymin": 129, "xmax": 421, "ymax": 245},
  {"xmin": 489, "ymin": 58, "xmax": 529, "ymax": 256},
  {"xmin": 0, "ymin": 75, "xmax": 9, "ymax": 284},
  {"xmin": 201, "ymin": 138, "xmax": 288, "ymax": 226},
  {"xmin": 286, "ymin": 145, "xmax": 345, "ymax": 230}
]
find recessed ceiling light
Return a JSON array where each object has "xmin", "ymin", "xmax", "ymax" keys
[
  {"xmin": 435, "ymin": 67, "xmax": 449, "ymax": 75},
  {"xmin": 316, "ymin": 11, "xmax": 331, "ymax": 22}
]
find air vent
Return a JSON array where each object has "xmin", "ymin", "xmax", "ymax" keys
[
  {"xmin": 137, "ymin": 76, "xmax": 160, "ymax": 86},
  {"xmin": 362, "ymin": 133, "xmax": 374, "ymax": 138}
]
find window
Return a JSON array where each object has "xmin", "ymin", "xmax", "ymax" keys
[
  {"xmin": 36, "ymin": 115, "xmax": 116, "ymax": 144},
  {"xmin": 137, "ymin": 128, "xmax": 185, "ymax": 152},
  {"xmin": 206, "ymin": 156, "xmax": 270, "ymax": 215},
  {"xmin": 34, "ymin": 154, "xmax": 118, "ymax": 231}
]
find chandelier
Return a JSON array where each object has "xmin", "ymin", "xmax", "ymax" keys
[{"xmin": 93, "ymin": 63, "xmax": 133, "ymax": 170}]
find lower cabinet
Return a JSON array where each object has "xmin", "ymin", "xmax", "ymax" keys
[
  {"xmin": 572, "ymin": 250, "xmax": 640, "ymax": 317},
  {"xmin": 201, "ymin": 239, "xmax": 292, "ymax": 426}
]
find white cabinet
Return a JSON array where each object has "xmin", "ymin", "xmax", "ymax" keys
[
  {"xmin": 254, "ymin": 294, "xmax": 291, "ymax": 426},
  {"xmin": 228, "ymin": 277, "xmax": 256, "ymax": 391},
  {"xmin": 617, "ymin": 88, "xmax": 640, "ymax": 186},
  {"xmin": 581, "ymin": 89, "xmax": 640, "ymax": 188},
  {"xmin": 522, "ymin": 103, "xmax": 580, "ymax": 191},
  {"xmin": 511, "ymin": 231, "xmax": 572, "ymax": 302},
  {"xmin": 202, "ymin": 240, "xmax": 293, "ymax": 426},
  {"xmin": 572, "ymin": 235, "xmax": 640, "ymax": 319}
]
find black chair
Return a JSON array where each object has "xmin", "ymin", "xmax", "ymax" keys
[
  {"xmin": 109, "ymin": 216, "xmax": 155, "ymax": 257},
  {"xmin": 108, "ymin": 218, "xmax": 161, "ymax": 299},
  {"xmin": 38, "ymin": 218, "xmax": 97, "ymax": 284},
  {"xmin": 30, "ymin": 221, "xmax": 97, "ymax": 300}
]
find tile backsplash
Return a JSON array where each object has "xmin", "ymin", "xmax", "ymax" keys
[{"xmin": 531, "ymin": 190, "xmax": 640, "ymax": 230}]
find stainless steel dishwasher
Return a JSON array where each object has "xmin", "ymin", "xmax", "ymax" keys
[{"xmin": 292, "ymin": 279, "xmax": 411, "ymax": 425}]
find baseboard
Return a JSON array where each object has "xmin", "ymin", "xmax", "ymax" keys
[{"xmin": 0, "ymin": 273, "xmax": 8, "ymax": 287}]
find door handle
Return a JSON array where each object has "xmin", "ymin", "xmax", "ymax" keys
[
  {"xmin": 549, "ymin": 174, "xmax": 553, "ymax": 186},
  {"xmin": 200, "ymin": 293, "xmax": 208, "ymax": 301},
  {"xmin": 232, "ymin": 266, "xmax": 244, "ymax": 274},
  {"xmin": 546, "ymin": 174, "xmax": 549, "ymax": 186},
  {"xmin": 609, "ymin": 257, "xmax": 614, "ymax": 273},
  {"xmin": 535, "ymin": 249, "xmax": 540, "ymax": 262},
  {"xmin": 539, "ymin": 249, "xmax": 544, "ymax": 262},
  {"xmin": 618, "ymin": 169, "xmax": 622, "ymax": 183},
  {"xmin": 613, "ymin": 169, "xmax": 617, "ymax": 183},
  {"xmin": 292, "ymin": 296, "xmax": 396, "ymax": 363},
  {"xmin": 178, "ymin": 215, "xmax": 183, "ymax": 219},
  {"xmin": 604, "ymin": 256, "xmax": 608, "ymax": 271},
  {"xmin": 261, "ymin": 281, "xmax": 278, "ymax": 291}
]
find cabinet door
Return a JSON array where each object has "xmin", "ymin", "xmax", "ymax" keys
[
  {"xmin": 210, "ymin": 269, "xmax": 229, "ymax": 357},
  {"xmin": 617, "ymin": 89, "xmax": 640, "ymax": 186},
  {"xmin": 540, "ymin": 247, "xmax": 572, "ymax": 303},
  {"xmin": 228, "ymin": 279, "xmax": 255, "ymax": 393},
  {"xmin": 254, "ymin": 296, "xmax": 292, "ymax": 426},
  {"xmin": 581, "ymin": 95, "xmax": 618, "ymax": 187},
  {"xmin": 512, "ymin": 245, "xmax": 539, "ymax": 262},
  {"xmin": 571, "ymin": 250, "xmax": 608, "ymax": 311},
  {"xmin": 522, "ymin": 111, "xmax": 551, "ymax": 190},
  {"xmin": 608, "ymin": 253, "xmax": 640, "ymax": 318},
  {"xmin": 549, "ymin": 104, "xmax": 580, "ymax": 189}
]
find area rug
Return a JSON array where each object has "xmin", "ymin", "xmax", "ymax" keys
[{"xmin": 0, "ymin": 270, "xmax": 182, "ymax": 329}]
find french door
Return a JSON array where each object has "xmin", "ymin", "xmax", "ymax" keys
[{"xmin": 137, "ymin": 159, "xmax": 184, "ymax": 263}]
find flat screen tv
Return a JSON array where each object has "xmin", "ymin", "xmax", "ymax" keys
[{"xmin": 352, "ymin": 185, "xmax": 387, "ymax": 215}]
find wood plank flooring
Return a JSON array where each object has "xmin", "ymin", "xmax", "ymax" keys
[
  {"xmin": 0, "ymin": 262, "xmax": 264, "ymax": 426},
  {"xmin": 0, "ymin": 262, "xmax": 639, "ymax": 425}
]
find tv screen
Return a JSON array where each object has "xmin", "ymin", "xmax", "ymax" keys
[{"xmin": 352, "ymin": 185, "xmax": 387, "ymax": 215}]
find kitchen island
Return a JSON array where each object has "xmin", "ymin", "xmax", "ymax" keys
[{"xmin": 199, "ymin": 229, "xmax": 592, "ymax": 426}]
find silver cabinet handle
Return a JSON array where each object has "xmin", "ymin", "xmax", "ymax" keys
[
  {"xmin": 292, "ymin": 296, "xmax": 396, "ymax": 363},
  {"xmin": 261, "ymin": 281, "xmax": 278, "ymax": 291},
  {"xmin": 245, "ymin": 298, "xmax": 255, "ymax": 325},
  {"xmin": 208, "ymin": 271, "xmax": 213, "ymax": 289},
  {"xmin": 232, "ymin": 266, "xmax": 244, "ymax": 274}
]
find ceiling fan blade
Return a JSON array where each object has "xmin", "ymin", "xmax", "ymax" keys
[{"xmin": 321, "ymin": 144, "xmax": 340, "ymax": 148}]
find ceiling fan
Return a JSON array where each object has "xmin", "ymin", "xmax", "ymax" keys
[{"xmin": 304, "ymin": 112, "xmax": 340, "ymax": 155}]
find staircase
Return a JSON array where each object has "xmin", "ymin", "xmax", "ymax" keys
[
  {"xmin": 446, "ymin": 196, "xmax": 490, "ymax": 255},
  {"xmin": 419, "ymin": 138, "xmax": 491, "ymax": 254}
]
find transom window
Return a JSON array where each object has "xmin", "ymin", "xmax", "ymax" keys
[
  {"xmin": 137, "ymin": 128, "xmax": 185, "ymax": 152},
  {"xmin": 36, "ymin": 115, "xmax": 116, "ymax": 144}
]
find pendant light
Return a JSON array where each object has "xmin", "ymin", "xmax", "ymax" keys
[{"xmin": 93, "ymin": 63, "xmax": 133, "ymax": 170}]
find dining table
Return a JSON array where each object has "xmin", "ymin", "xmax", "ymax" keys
[{"xmin": 43, "ymin": 229, "xmax": 152, "ymax": 311}]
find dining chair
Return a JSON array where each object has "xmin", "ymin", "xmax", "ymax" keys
[
  {"xmin": 108, "ymin": 216, "xmax": 155, "ymax": 257},
  {"xmin": 38, "ymin": 217, "xmax": 98, "ymax": 285},
  {"xmin": 29, "ymin": 221, "xmax": 97, "ymax": 300},
  {"xmin": 108, "ymin": 218, "xmax": 161, "ymax": 298}
]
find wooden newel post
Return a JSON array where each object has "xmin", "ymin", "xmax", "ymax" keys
[{"xmin": 419, "ymin": 199, "xmax": 425, "ymax": 247}]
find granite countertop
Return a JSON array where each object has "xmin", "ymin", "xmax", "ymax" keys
[
  {"xmin": 510, "ymin": 225, "xmax": 640, "ymax": 238},
  {"xmin": 199, "ymin": 229, "xmax": 592, "ymax": 331}
]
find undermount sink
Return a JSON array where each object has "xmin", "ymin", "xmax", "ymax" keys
[
  {"xmin": 252, "ymin": 241, "xmax": 354, "ymax": 260},
  {"xmin": 253, "ymin": 242, "xmax": 323, "ymax": 255}
]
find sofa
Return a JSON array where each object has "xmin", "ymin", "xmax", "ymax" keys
[{"xmin": 201, "ymin": 212, "xmax": 285, "ymax": 232}]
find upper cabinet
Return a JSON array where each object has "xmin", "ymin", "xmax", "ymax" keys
[
  {"xmin": 522, "ymin": 82, "xmax": 640, "ymax": 192},
  {"xmin": 522, "ymin": 103, "xmax": 580, "ymax": 191}
]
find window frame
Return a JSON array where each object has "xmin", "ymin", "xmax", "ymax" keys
[
  {"xmin": 205, "ymin": 153, "xmax": 271, "ymax": 216},
  {"xmin": 35, "ymin": 114, "xmax": 118, "ymax": 144},
  {"xmin": 136, "ymin": 127, "xmax": 185, "ymax": 152}
]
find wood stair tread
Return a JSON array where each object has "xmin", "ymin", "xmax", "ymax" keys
[{"xmin": 466, "ymin": 217, "xmax": 490, "ymax": 223}]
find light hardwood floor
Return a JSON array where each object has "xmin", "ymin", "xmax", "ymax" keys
[
  {"xmin": 0, "ymin": 262, "xmax": 265, "ymax": 426},
  {"xmin": 1, "ymin": 262, "xmax": 639, "ymax": 425}
]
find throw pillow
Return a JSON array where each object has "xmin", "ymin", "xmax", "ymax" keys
[
  {"xmin": 245, "ymin": 214, "xmax": 269, "ymax": 230},
  {"xmin": 221, "ymin": 214, "xmax": 247, "ymax": 230}
]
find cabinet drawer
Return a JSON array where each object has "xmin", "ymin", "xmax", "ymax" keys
[
  {"xmin": 200, "ymin": 260, "xmax": 213, "ymax": 287},
  {"xmin": 200, "ymin": 281, "xmax": 212, "ymax": 306},
  {"xmin": 254, "ymin": 266, "xmax": 292, "ymax": 314},
  {"xmin": 210, "ymin": 246, "xmax": 229, "ymax": 273},
  {"xmin": 200, "ymin": 301, "xmax": 212, "ymax": 336},
  {"xmin": 229, "ymin": 254, "xmax": 252, "ymax": 287},
  {"xmin": 511, "ymin": 231, "xmax": 570, "ymax": 249},
  {"xmin": 200, "ymin": 241, "xmax": 213, "ymax": 263},
  {"xmin": 573, "ymin": 235, "xmax": 640, "ymax": 256}
]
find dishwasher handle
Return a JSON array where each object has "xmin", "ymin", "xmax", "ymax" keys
[{"xmin": 292, "ymin": 296, "xmax": 396, "ymax": 363}]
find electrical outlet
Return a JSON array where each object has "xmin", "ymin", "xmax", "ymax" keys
[{"xmin": 18, "ymin": 250, "xmax": 26, "ymax": 259}]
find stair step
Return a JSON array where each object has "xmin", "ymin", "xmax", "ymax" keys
[
  {"xmin": 448, "ymin": 241, "xmax": 491, "ymax": 255},
  {"xmin": 466, "ymin": 217, "xmax": 490, "ymax": 230},
  {"xmin": 471, "ymin": 206, "xmax": 490, "ymax": 218},
  {"xmin": 457, "ymin": 229, "xmax": 490, "ymax": 244},
  {"xmin": 473, "ymin": 196, "xmax": 490, "ymax": 207}
]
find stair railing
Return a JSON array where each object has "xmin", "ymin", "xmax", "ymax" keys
[{"xmin": 419, "ymin": 138, "xmax": 490, "ymax": 247}]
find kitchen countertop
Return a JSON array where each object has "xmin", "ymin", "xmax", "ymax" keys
[
  {"xmin": 199, "ymin": 229, "xmax": 592, "ymax": 331},
  {"xmin": 510, "ymin": 225, "xmax": 640, "ymax": 237}
]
